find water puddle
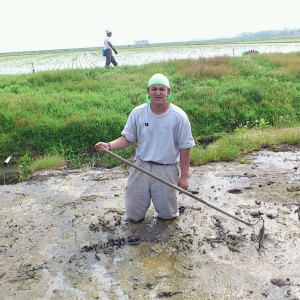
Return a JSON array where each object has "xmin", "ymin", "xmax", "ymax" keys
[{"xmin": 0, "ymin": 163, "xmax": 18, "ymax": 185}]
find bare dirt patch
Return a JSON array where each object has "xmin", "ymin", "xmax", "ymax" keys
[{"xmin": 0, "ymin": 145, "xmax": 299, "ymax": 299}]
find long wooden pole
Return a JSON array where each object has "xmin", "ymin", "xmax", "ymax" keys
[{"xmin": 104, "ymin": 149, "xmax": 252, "ymax": 226}]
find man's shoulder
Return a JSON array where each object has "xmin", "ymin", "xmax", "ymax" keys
[
  {"xmin": 170, "ymin": 103, "xmax": 188, "ymax": 118},
  {"xmin": 132, "ymin": 103, "xmax": 147, "ymax": 112}
]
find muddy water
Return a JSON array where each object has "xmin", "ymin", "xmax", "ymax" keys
[
  {"xmin": 0, "ymin": 145, "xmax": 299, "ymax": 300},
  {"xmin": 0, "ymin": 163, "xmax": 17, "ymax": 185}
]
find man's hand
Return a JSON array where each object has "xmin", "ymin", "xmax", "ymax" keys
[
  {"xmin": 113, "ymin": 49, "xmax": 118, "ymax": 54},
  {"xmin": 95, "ymin": 142, "xmax": 110, "ymax": 153},
  {"xmin": 178, "ymin": 176, "xmax": 188, "ymax": 191}
]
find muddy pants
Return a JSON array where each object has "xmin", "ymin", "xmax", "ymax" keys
[
  {"xmin": 105, "ymin": 49, "xmax": 118, "ymax": 67},
  {"xmin": 121, "ymin": 158, "xmax": 179, "ymax": 224}
]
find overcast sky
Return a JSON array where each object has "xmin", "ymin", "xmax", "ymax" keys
[{"xmin": 1, "ymin": 0, "xmax": 299, "ymax": 53}]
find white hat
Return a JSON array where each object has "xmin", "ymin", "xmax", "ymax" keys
[
  {"xmin": 147, "ymin": 73, "xmax": 170, "ymax": 88},
  {"xmin": 106, "ymin": 29, "xmax": 112, "ymax": 34}
]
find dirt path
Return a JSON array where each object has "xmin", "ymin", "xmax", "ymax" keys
[{"xmin": 0, "ymin": 145, "xmax": 299, "ymax": 300}]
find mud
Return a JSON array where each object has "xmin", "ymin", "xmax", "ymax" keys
[{"xmin": 0, "ymin": 145, "xmax": 299, "ymax": 300}]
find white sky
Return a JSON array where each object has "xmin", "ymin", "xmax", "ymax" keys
[{"xmin": 1, "ymin": 0, "xmax": 299, "ymax": 53}]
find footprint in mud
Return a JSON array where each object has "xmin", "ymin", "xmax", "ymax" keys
[{"xmin": 227, "ymin": 188, "xmax": 243, "ymax": 194}]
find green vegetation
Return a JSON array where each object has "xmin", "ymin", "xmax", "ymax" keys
[
  {"xmin": 1, "ymin": 51, "xmax": 300, "ymax": 178},
  {"xmin": 191, "ymin": 126, "xmax": 300, "ymax": 165}
]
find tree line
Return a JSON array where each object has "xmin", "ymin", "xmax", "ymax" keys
[{"xmin": 236, "ymin": 28, "xmax": 300, "ymax": 39}]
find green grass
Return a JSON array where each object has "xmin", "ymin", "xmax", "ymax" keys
[
  {"xmin": 1, "ymin": 50, "xmax": 300, "ymax": 175},
  {"xmin": 190, "ymin": 126, "xmax": 300, "ymax": 165},
  {"xmin": 30, "ymin": 153, "xmax": 66, "ymax": 172}
]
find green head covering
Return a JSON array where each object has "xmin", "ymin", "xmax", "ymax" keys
[{"xmin": 147, "ymin": 73, "xmax": 170, "ymax": 89}]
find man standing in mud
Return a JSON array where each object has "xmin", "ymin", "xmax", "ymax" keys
[
  {"xmin": 103, "ymin": 29, "xmax": 118, "ymax": 68},
  {"xmin": 95, "ymin": 73, "xmax": 195, "ymax": 224}
]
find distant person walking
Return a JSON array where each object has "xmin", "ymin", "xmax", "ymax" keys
[{"xmin": 103, "ymin": 29, "xmax": 118, "ymax": 68}]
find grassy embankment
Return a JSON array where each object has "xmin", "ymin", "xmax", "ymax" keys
[{"xmin": 0, "ymin": 51, "xmax": 300, "ymax": 179}]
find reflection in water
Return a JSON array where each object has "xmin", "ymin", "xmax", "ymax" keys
[{"xmin": 97, "ymin": 218, "xmax": 200, "ymax": 299}]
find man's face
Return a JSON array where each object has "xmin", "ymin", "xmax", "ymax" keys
[{"xmin": 148, "ymin": 85, "xmax": 169, "ymax": 105}]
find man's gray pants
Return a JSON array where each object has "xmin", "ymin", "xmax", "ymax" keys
[{"xmin": 121, "ymin": 158, "xmax": 179, "ymax": 224}]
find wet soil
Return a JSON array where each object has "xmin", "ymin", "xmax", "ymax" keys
[{"xmin": 0, "ymin": 145, "xmax": 299, "ymax": 300}]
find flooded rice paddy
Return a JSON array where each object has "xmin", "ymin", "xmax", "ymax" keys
[
  {"xmin": 0, "ymin": 145, "xmax": 299, "ymax": 299},
  {"xmin": 1, "ymin": 42, "xmax": 300, "ymax": 75}
]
